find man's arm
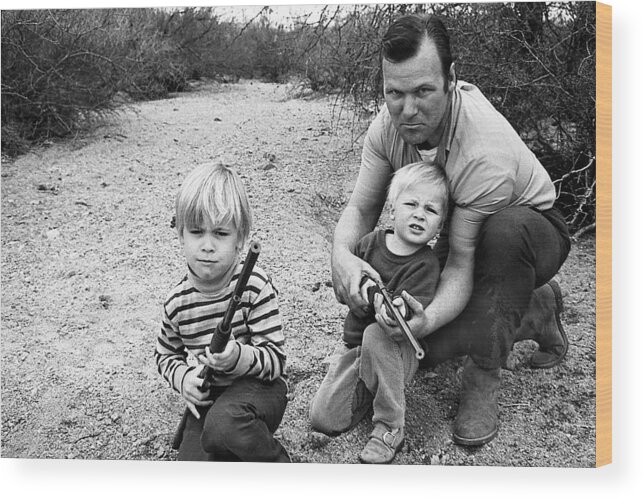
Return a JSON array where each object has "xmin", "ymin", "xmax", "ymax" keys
[
  {"xmin": 331, "ymin": 199, "xmax": 385, "ymax": 315},
  {"xmin": 420, "ymin": 206, "xmax": 480, "ymax": 334},
  {"xmin": 331, "ymin": 154, "xmax": 392, "ymax": 313}
]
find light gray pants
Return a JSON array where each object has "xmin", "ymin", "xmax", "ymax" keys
[{"xmin": 309, "ymin": 322, "xmax": 419, "ymax": 434}]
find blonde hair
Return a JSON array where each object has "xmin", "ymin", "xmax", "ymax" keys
[
  {"xmin": 175, "ymin": 162, "xmax": 252, "ymax": 246},
  {"xmin": 388, "ymin": 161, "xmax": 449, "ymax": 217}
]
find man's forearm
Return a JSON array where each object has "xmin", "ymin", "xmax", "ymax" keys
[
  {"xmin": 420, "ymin": 262, "xmax": 474, "ymax": 336},
  {"xmin": 332, "ymin": 205, "xmax": 374, "ymax": 260},
  {"xmin": 418, "ymin": 205, "xmax": 481, "ymax": 336}
]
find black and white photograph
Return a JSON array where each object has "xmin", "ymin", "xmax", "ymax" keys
[{"xmin": 1, "ymin": 0, "xmax": 610, "ymax": 482}]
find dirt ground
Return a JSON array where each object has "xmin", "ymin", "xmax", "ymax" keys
[{"xmin": 1, "ymin": 80, "xmax": 596, "ymax": 466}]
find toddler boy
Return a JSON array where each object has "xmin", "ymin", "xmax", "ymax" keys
[{"xmin": 310, "ymin": 161, "xmax": 448, "ymax": 464}]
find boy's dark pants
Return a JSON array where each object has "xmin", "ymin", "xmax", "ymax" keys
[
  {"xmin": 424, "ymin": 206, "xmax": 571, "ymax": 368},
  {"xmin": 177, "ymin": 377, "xmax": 290, "ymax": 462}
]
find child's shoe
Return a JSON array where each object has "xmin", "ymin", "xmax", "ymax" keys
[{"xmin": 358, "ymin": 423, "xmax": 404, "ymax": 464}]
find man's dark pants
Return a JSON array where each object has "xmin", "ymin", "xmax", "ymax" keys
[
  {"xmin": 423, "ymin": 206, "xmax": 571, "ymax": 369},
  {"xmin": 177, "ymin": 377, "xmax": 290, "ymax": 462}
]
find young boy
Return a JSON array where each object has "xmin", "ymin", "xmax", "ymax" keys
[
  {"xmin": 310, "ymin": 161, "xmax": 448, "ymax": 464},
  {"xmin": 155, "ymin": 162, "xmax": 290, "ymax": 462}
]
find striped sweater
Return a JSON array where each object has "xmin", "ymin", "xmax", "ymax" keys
[{"xmin": 155, "ymin": 262, "xmax": 286, "ymax": 393}]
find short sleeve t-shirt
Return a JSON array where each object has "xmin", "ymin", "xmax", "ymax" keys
[{"xmin": 356, "ymin": 81, "xmax": 556, "ymax": 229}]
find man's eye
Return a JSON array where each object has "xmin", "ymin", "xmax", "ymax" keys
[{"xmin": 417, "ymin": 87, "xmax": 432, "ymax": 96}]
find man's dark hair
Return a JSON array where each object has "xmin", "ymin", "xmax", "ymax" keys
[{"xmin": 382, "ymin": 14, "xmax": 454, "ymax": 88}]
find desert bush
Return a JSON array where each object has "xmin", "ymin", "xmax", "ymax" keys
[
  {"xmin": 1, "ymin": 6, "xmax": 294, "ymax": 156},
  {"xmin": 2, "ymin": 9, "xmax": 178, "ymax": 151},
  {"xmin": 2, "ymin": 10, "xmax": 126, "ymax": 145},
  {"xmin": 1, "ymin": 8, "xmax": 225, "ymax": 153},
  {"xmin": 1, "ymin": 4, "xmax": 596, "ymax": 234},
  {"xmin": 449, "ymin": 2, "xmax": 596, "ymax": 234}
]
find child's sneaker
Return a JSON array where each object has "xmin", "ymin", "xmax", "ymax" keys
[{"xmin": 358, "ymin": 423, "xmax": 404, "ymax": 464}]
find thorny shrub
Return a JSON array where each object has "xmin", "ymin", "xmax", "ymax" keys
[{"xmin": 1, "ymin": 4, "xmax": 597, "ymax": 233}]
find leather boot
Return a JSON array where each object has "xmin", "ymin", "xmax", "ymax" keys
[
  {"xmin": 453, "ymin": 356, "xmax": 501, "ymax": 446},
  {"xmin": 514, "ymin": 280, "xmax": 569, "ymax": 368}
]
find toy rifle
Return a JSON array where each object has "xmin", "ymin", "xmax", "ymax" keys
[
  {"xmin": 373, "ymin": 280, "xmax": 425, "ymax": 360},
  {"xmin": 171, "ymin": 241, "xmax": 261, "ymax": 450}
]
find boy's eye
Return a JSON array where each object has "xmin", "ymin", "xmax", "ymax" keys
[{"xmin": 188, "ymin": 228, "xmax": 203, "ymax": 234}]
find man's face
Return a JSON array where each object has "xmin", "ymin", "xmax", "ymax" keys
[{"xmin": 383, "ymin": 37, "xmax": 454, "ymax": 148}]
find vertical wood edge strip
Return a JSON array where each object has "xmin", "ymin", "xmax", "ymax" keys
[{"xmin": 595, "ymin": 1, "xmax": 612, "ymax": 467}]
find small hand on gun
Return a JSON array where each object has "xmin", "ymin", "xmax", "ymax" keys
[
  {"xmin": 171, "ymin": 242, "xmax": 260, "ymax": 450},
  {"xmin": 360, "ymin": 276, "xmax": 425, "ymax": 360},
  {"xmin": 181, "ymin": 340, "xmax": 241, "ymax": 419}
]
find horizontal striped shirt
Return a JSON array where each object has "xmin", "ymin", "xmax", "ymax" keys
[{"xmin": 155, "ymin": 263, "xmax": 286, "ymax": 393}]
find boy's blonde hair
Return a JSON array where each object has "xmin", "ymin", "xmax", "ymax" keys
[
  {"xmin": 175, "ymin": 162, "xmax": 252, "ymax": 246},
  {"xmin": 388, "ymin": 161, "xmax": 449, "ymax": 217}
]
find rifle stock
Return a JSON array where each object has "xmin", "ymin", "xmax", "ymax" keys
[{"xmin": 171, "ymin": 241, "xmax": 261, "ymax": 450}]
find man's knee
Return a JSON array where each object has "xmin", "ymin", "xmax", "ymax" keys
[
  {"xmin": 475, "ymin": 208, "xmax": 540, "ymax": 281},
  {"xmin": 479, "ymin": 208, "xmax": 530, "ymax": 254}
]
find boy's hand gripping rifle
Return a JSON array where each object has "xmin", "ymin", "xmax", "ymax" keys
[
  {"xmin": 171, "ymin": 241, "xmax": 261, "ymax": 450},
  {"xmin": 373, "ymin": 280, "xmax": 425, "ymax": 360}
]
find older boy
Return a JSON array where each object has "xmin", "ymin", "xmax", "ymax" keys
[{"xmin": 156, "ymin": 162, "xmax": 289, "ymax": 462}]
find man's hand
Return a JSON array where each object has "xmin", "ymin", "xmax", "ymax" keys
[
  {"xmin": 181, "ymin": 369, "xmax": 213, "ymax": 418},
  {"xmin": 199, "ymin": 340, "xmax": 241, "ymax": 373},
  {"xmin": 374, "ymin": 290, "xmax": 429, "ymax": 342},
  {"xmin": 331, "ymin": 249, "xmax": 381, "ymax": 318}
]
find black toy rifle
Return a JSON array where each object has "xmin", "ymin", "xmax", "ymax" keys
[
  {"xmin": 373, "ymin": 280, "xmax": 425, "ymax": 360},
  {"xmin": 171, "ymin": 241, "xmax": 261, "ymax": 450}
]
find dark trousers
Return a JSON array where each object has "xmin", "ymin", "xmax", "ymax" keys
[
  {"xmin": 177, "ymin": 377, "xmax": 290, "ymax": 462},
  {"xmin": 421, "ymin": 206, "xmax": 571, "ymax": 369}
]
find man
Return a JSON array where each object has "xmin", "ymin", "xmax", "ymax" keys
[{"xmin": 311, "ymin": 14, "xmax": 571, "ymax": 448}]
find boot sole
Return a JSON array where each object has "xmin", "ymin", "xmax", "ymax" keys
[
  {"xmin": 531, "ymin": 280, "xmax": 569, "ymax": 369},
  {"xmin": 453, "ymin": 426, "xmax": 498, "ymax": 447}
]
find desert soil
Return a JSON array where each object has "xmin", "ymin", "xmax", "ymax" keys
[{"xmin": 1, "ymin": 80, "xmax": 596, "ymax": 466}]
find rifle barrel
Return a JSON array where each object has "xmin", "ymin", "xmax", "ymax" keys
[{"xmin": 209, "ymin": 241, "xmax": 261, "ymax": 353}]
